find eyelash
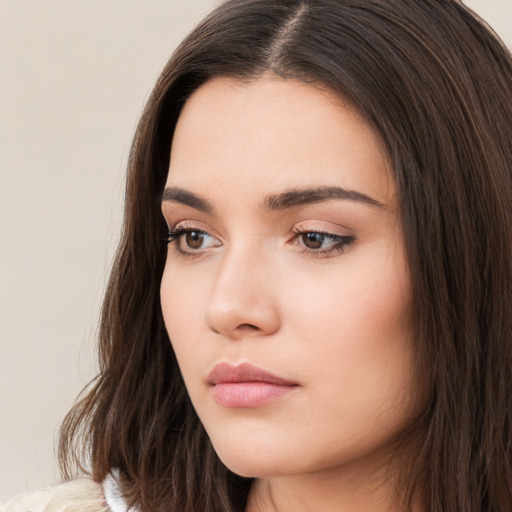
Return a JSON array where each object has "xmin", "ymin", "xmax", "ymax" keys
[
  {"xmin": 166, "ymin": 227, "xmax": 355, "ymax": 258},
  {"xmin": 166, "ymin": 228, "xmax": 217, "ymax": 259},
  {"xmin": 291, "ymin": 229, "xmax": 355, "ymax": 257}
]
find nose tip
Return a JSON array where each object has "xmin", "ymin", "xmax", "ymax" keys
[
  {"xmin": 204, "ymin": 301, "xmax": 280, "ymax": 339},
  {"xmin": 203, "ymin": 242, "xmax": 281, "ymax": 339},
  {"xmin": 203, "ymin": 253, "xmax": 281, "ymax": 339}
]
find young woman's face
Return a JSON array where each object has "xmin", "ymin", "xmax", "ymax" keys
[{"xmin": 161, "ymin": 75, "xmax": 418, "ymax": 480}]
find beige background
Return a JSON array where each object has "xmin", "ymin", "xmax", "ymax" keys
[{"xmin": 0, "ymin": 0, "xmax": 510, "ymax": 502}]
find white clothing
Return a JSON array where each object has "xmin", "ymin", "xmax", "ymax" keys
[{"xmin": 2, "ymin": 472, "xmax": 129, "ymax": 512}]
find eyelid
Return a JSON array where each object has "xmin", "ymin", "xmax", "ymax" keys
[
  {"xmin": 166, "ymin": 220, "xmax": 222, "ymax": 258},
  {"xmin": 292, "ymin": 220, "xmax": 352, "ymax": 237},
  {"xmin": 169, "ymin": 219, "xmax": 220, "ymax": 236},
  {"xmin": 172, "ymin": 220, "xmax": 202, "ymax": 230},
  {"xmin": 290, "ymin": 221, "xmax": 355, "ymax": 257}
]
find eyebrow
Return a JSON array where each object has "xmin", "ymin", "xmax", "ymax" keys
[
  {"xmin": 161, "ymin": 186, "xmax": 213, "ymax": 213},
  {"xmin": 160, "ymin": 185, "xmax": 383, "ymax": 213},
  {"xmin": 263, "ymin": 186, "xmax": 384, "ymax": 210}
]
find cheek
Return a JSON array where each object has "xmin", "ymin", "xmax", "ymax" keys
[
  {"xmin": 283, "ymin": 252, "xmax": 412, "ymax": 350},
  {"xmin": 160, "ymin": 265, "xmax": 205, "ymax": 362},
  {"xmin": 281, "ymin": 252, "xmax": 415, "ymax": 412}
]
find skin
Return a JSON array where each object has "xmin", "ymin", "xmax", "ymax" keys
[{"xmin": 160, "ymin": 75, "xmax": 422, "ymax": 511}]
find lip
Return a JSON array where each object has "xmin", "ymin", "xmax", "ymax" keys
[{"xmin": 207, "ymin": 362, "xmax": 298, "ymax": 408}]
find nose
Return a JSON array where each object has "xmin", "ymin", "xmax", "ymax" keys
[{"xmin": 203, "ymin": 246, "xmax": 280, "ymax": 340}]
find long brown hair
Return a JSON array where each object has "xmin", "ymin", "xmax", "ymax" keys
[{"xmin": 59, "ymin": 1, "xmax": 512, "ymax": 511}]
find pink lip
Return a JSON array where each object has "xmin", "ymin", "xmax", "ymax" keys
[{"xmin": 207, "ymin": 363, "xmax": 298, "ymax": 408}]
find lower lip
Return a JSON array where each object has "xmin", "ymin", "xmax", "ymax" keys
[{"xmin": 211, "ymin": 382, "xmax": 296, "ymax": 408}]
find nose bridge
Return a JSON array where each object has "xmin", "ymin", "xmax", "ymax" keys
[{"xmin": 204, "ymin": 239, "xmax": 279, "ymax": 338}]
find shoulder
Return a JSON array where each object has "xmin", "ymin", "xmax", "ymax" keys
[{"xmin": 2, "ymin": 479, "xmax": 108, "ymax": 512}]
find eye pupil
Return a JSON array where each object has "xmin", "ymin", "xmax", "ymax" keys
[
  {"xmin": 186, "ymin": 231, "xmax": 204, "ymax": 249},
  {"xmin": 302, "ymin": 232, "xmax": 324, "ymax": 249}
]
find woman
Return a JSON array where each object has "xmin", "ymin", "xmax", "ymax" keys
[{"xmin": 5, "ymin": 0, "xmax": 512, "ymax": 511}]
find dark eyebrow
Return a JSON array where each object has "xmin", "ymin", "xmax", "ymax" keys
[
  {"xmin": 161, "ymin": 185, "xmax": 383, "ymax": 214},
  {"xmin": 161, "ymin": 186, "xmax": 214, "ymax": 214},
  {"xmin": 263, "ymin": 186, "xmax": 384, "ymax": 210}
]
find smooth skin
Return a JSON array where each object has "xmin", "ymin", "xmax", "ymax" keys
[{"xmin": 160, "ymin": 75, "xmax": 423, "ymax": 512}]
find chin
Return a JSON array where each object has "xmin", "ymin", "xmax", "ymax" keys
[{"xmin": 207, "ymin": 426, "xmax": 296, "ymax": 478}]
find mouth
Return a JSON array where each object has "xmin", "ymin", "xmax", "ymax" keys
[{"xmin": 207, "ymin": 362, "xmax": 298, "ymax": 408}]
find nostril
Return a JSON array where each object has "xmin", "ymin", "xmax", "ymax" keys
[{"xmin": 238, "ymin": 323, "xmax": 260, "ymax": 331}]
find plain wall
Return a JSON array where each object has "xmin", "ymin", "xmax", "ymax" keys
[
  {"xmin": 0, "ymin": 0, "xmax": 510, "ymax": 502},
  {"xmin": 0, "ymin": 0, "xmax": 217, "ymax": 500}
]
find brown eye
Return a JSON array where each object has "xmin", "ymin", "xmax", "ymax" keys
[
  {"xmin": 167, "ymin": 227, "xmax": 221, "ymax": 255},
  {"xmin": 294, "ymin": 230, "xmax": 355, "ymax": 255},
  {"xmin": 185, "ymin": 231, "xmax": 206, "ymax": 249},
  {"xmin": 301, "ymin": 232, "xmax": 325, "ymax": 249}
]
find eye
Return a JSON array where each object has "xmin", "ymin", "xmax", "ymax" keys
[
  {"xmin": 301, "ymin": 232, "xmax": 329, "ymax": 249},
  {"xmin": 293, "ymin": 230, "xmax": 354, "ymax": 256},
  {"xmin": 167, "ymin": 227, "xmax": 221, "ymax": 255},
  {"xmin": 183, "ymin": 230, "xmax": 208, "ymax": 250}
]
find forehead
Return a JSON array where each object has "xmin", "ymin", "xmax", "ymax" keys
[{"xmin": 167, "ymin": 75, "xmax": 395, "ymax": 207}]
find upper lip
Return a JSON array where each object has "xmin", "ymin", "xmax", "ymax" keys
[{"xmin": 207, "ymin": 362, "xmax": 297, "ymax": 386}]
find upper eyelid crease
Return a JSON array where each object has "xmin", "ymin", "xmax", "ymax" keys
[{"xmin": 161, "ymin": 185, "xmax": 384, "ymax": 213}]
